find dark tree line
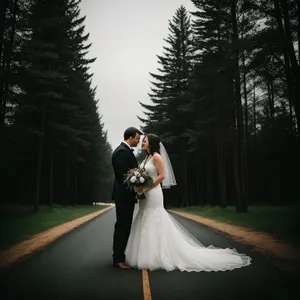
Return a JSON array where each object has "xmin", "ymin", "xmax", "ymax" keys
[
  {"xmin": 0, "ymin": 0, "xmax": 113, "ymax": 211},
  {"xmin": 139, "ymin": 2, "xmax": 300, "ymax": 211}
]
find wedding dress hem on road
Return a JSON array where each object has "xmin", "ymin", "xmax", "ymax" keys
[{"xmin": 125, "ymin": 156, "xmax": 251, "ymax": 272}]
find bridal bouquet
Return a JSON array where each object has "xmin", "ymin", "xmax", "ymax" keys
[{"xmin": 124, "ymin": 167, "xmax": 153, "ymax": 194}]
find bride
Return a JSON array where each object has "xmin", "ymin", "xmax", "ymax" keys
[{"xmin": 124, "ymin": 133, "xmax": 252, "ymax": 272}]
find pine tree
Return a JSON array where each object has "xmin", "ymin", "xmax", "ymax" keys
[
  {"xmin": 1, "ymin": 0, "xmax": 113, "ymax": 210},
  {"xmin": 139, "ymin": 5, "xmax": 194, "ymax": 206},
  {"xmin": 0, "ymin": 0, "xmax": 32, "ymax": 126},
  {"xmin": 188, "ymin": 0, "xmax": 252, "ymax": 212},
  {"xmin": 248, "ymin": 0, "xmax": 300, "ymax": 136}
]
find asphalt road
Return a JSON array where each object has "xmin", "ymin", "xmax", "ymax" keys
[{"xmin": 0, "ymin": 208, "xmax": 297, "ymax": 300}]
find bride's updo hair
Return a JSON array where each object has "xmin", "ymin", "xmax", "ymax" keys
[{"xmin": 146, "ymin": 134, "xmax": 161, "ymax": 155}]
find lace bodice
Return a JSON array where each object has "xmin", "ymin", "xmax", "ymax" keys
[{"xmin": 141, "ymin": 156, "xmax": 158, "ymax": 180}]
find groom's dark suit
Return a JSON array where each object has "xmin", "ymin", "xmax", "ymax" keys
[{"xmin": 112, "ymin": 142, "xmax": 137, "ymax": 264}]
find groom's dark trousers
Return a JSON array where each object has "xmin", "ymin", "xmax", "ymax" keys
[{"xmin": 111, "ymin": 142, "xmax": 137, "ymax": 264}]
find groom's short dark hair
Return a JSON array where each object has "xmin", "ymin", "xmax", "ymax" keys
[{"xmin": 124, "ymin": 127, "xmax": 143, "ymax": 140}]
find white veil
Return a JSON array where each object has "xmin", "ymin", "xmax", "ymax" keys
[{"xmin": 159, "ymin": 142, "xmax": 177, "ymax": 188}]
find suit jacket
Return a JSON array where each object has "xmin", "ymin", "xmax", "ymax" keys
[{"xmin": 111, "ymin": 142, "xmax": 138, "ymax": 204}]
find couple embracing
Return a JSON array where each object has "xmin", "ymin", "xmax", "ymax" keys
[{"xmin": 111, "ymin": 127, "xmax": 251, "ymax": 272}]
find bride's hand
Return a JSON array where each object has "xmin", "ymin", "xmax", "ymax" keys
[
  {"xmin": 137, "ymin": 189, "xmax": 144, "ymax": 195},
  {"xmin": 136, "ymin": 185, "xmax": 154, "ymax": 195}
]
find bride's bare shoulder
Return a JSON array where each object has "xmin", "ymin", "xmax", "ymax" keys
[{"xmin": 153, "ymin": 152, "xmax": 162, "ymax": 161}]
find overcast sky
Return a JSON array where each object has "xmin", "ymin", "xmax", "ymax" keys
[{"xmin": 79, "ymin": 0, "xmax": 196, "ymax": 150}]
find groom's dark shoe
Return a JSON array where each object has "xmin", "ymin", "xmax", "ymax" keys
[{"xmin": 113, "ymin": 262, "xmax": 132, "ymax": 269}]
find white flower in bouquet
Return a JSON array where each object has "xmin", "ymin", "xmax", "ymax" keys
[
  {"xmin": 130, "ymin": 176, "xmax": 137, "ymax": 183},
  {"xmin": 134, "ymin": 171, "xmax": 139, "ymax": 176},
  {"xmin": 139, "ymin": 177, "xmax": 145, "ymax": 183}
]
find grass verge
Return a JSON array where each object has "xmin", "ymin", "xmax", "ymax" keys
[
  {"xmin": 171, "ymin": 204, "xmax": 300, "ymax": 246},
  {"xmin": 0, "ymin": 203, "xmax": 110, "ymax": 250}
]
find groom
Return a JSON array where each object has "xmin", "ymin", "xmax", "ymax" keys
[{"xmin": 111, "ymin": 126, "xmax": 143, "ymax": 269}]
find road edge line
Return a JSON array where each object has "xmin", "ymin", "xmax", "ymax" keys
[
  {"xmin": 0, "ymin": 205, "xmax": 114, "ymax": 269},
  {"xmin": 168, "ymin": 209, "xmax": 300, "ymax": 275}
]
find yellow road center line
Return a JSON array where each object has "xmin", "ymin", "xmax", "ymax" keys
[{"xmin": 142, "ymin": 269, "xmax": 152, "ymax": 300}]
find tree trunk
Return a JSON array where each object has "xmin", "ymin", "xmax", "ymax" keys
[
  {"xmin": 35, "ymin": 107, "xmax": 46, "ymax": 212},
  {"xmin": 217, "ymin": 137, "xmax": 227, "ymax": 208},
  {"xmin": 297, "ymin": 0, "xmax": 300, "ymax": 61},
  {"xmin": 232, "ymin": 133, "xmax": 242, "ymax": 212},
  {"xmin": 206, "ymin": 156, "xmax": 213, "ymax": 206},
  {"xmin": 181, "ymin": 139, "xmax": 189, "ymax": 207},
  {"xmin": 65, "ymin": 158, "xmax": 70, "ymax": 205},
  {"xmin": 273, "ymin": 0, "xmax": 300, "ymax": 136},
  {"xmin": 196, "ymin": 165, "xmax": 201, "ymax": 205},
  {"xmin": 189, "ymin": 174, "xmax": 195, "ymax": 206},
  {"xmin": 242, "ymin": 51, "xmax": 249, "ymax": 197},
  {"xmin": 70, "ymin": 163, "xmax": 77, "ymax": 206},
  {"xmin": 281, "ymin": 0, "xmax": 300, "ymax": 136},
  {"xmin": 267, "ymin": 79, "xmax": 275, "ymax": 119},
  {"xmin": 195, "ymin": 152, "xmax": 201, "ymax": 206},
  {"xmin": 49, "ymin": 154, "xmax": 54, "ymax": 208},
  {"xmin": 253, "ymin": 79, "xmax": 257, "ymax": 153},
  {"xmin": 200, "ymin": 171, "xmax": 204, "ymax": 206},
  {"xmin": 242, "ymin": 52, "xmax": 249, "ymax": 148},
  {"xmin": 73, "ymin": 164, "xmax": 78, "ymax": 205},
  {"xmin": 282, "ymin": 52, "xmax": 298, "ymax": 131},
  {"xmin": 229, "ymin": 78, "xmax": 243, "ymax": 212},
  {"xmin": 231, "ymin": 0, "xmax": 248, "ymax": 212},
  {"xmin": 287, "ymin": 93, "xmax": 295, "ymax": 131},
  {"xmin": 281, "ymin": 0, "xmax": 299, "ymax": 70},
  {"xmin": 216, "ymin": 80, "xmax": 227, "ymax": 208}
]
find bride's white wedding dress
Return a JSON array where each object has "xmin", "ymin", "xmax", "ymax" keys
[{"xmin": 125, "ymin": 156, "xmax": 251, "ymax": 272}]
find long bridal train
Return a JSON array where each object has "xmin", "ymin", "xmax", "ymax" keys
[{"xmin": 125, "ymin": 189, "xmax": 251, "ymax": 272}]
